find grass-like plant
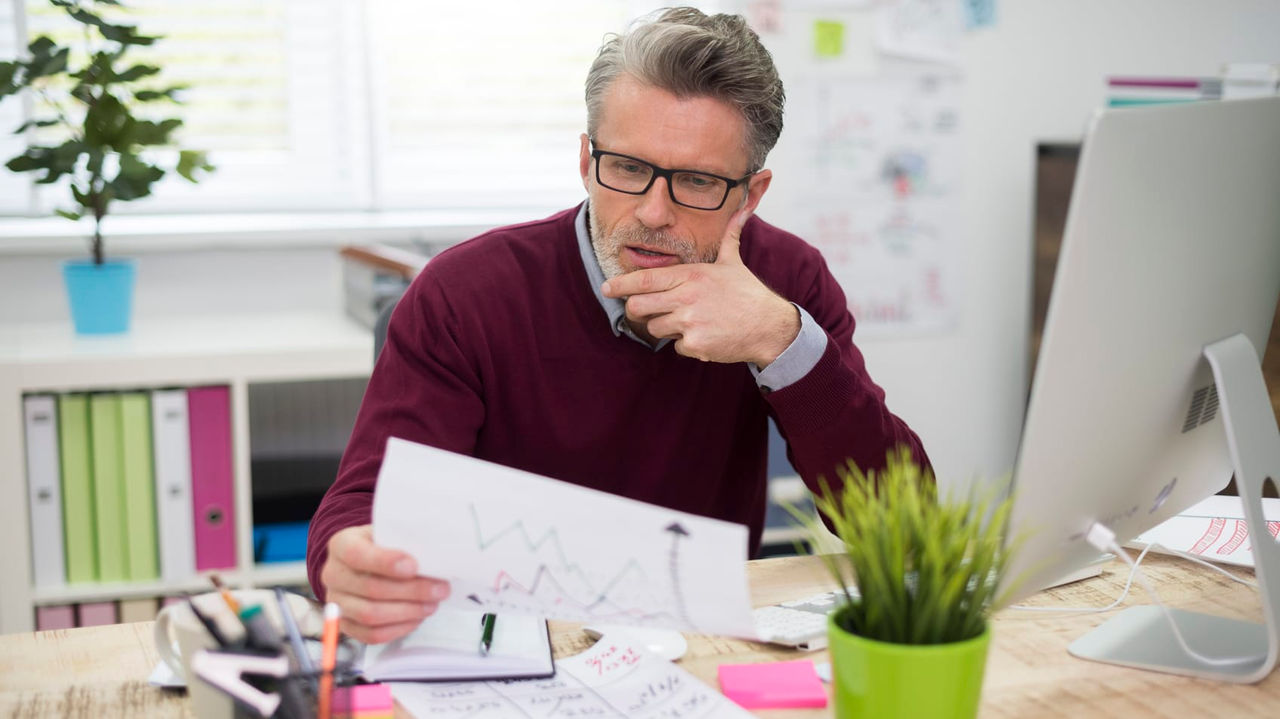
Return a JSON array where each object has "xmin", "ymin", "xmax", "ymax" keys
[{"xmin": 788, "ymin": 447, "xmax": 1018, "ymax": 645}]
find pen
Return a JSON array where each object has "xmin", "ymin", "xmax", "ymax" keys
[
  {"xmin": 239, "ymin": 604, "xmax": 310, "ymax": 719},
  {"xmin": 318, "ymin": 602, "xmax": 341, "ymax": 719},
  {"xmin": 187, "ymin": 598, "xmax": 230, "ymax": 648},
  {"xmin": 274, "ymin": 587, "xmax": 316, "ymax": 678},
  {"xmin": 479, "ymin": 612, "xmax": 496, "ymax": 656},
  {"xmin": 209, "ymin": 574, "xmax": 240, "ymax": 614}
]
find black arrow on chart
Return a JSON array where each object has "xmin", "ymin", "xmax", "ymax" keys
[{"xmin": 665, "ymin": 522, "xmax": 695, "ymax": 629}]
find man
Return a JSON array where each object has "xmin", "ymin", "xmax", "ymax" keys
[{"xmin": 308, "ymin": 7, "xmax": 928, "ymax": 644}]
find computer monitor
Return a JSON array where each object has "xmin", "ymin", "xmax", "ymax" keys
[{"xmin": 1001, "ymin": 96, "xmax": 1280, "ymax": 682}]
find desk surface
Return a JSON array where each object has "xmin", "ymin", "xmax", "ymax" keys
[{"xmin": 1, "ymin": 553, "xmax": 1277, "ymax": 718}]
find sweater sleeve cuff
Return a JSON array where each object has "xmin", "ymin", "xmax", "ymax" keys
[
  {"xmin": 749, "ymin": 303, "xmax": 825, "ymax": 391},
  {"xmin": 765, "ymin": 335, "xmax": 867, "ymax": 434}
]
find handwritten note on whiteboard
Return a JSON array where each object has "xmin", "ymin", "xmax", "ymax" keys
[
  {"xmin": 388, "ymin": 637, "xmax": 754, "ymax": 719},
  {"xmin": 794, "ymin": 72, "xmax": 963, "ymax": 336},
  {"xmin": 372, "ymin": 437, "xmax": 758, "ymax": 638}
]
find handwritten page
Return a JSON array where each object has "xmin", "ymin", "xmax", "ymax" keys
[
  {"xmin": 389, "ymin": 638, "xmax": 753, "ymax": 719},
  {"xmin": 372, "ymin": 438, "xmax": 758, "ymax": 637},
  {"xmin": 793, "ymin": 72, "xmax": 963, "ymax": 336},
  {"xmin": 875, "ymin": 0, "xmax": 964, "ymax": 65},
  {"xmin": 1130, "ymin": 496, "xmax": 1280, "ymax": 567}
]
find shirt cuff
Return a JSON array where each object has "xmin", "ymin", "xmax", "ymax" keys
[{"xmin": 750, "ymin": 304, "xmax": 826, "ymax": 392}]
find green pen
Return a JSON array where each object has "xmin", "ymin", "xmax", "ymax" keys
[{"xmin": 479, "ymin": 613, "xmax": 496, "ymax": 656}]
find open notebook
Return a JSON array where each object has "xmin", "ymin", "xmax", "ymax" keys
[{"xmin": 360, "ymin": 608, "xmax": 554, "ymax": 682}]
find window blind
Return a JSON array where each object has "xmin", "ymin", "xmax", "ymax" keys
[
  {"xmin": 0, "ymin": 0, "xmax": 28, "ymax": 213},
  {"xmin": 1, "ymin": 1, "xmax": 721, "ymax": 218}
]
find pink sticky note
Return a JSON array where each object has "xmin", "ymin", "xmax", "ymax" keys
[
  {"xmin": 333, "ymin": 683, "xmax": 394, "ymax": 717},
  {"xmin": 718, "ymin": 659, "xmax": 828, "ymax": 709}
]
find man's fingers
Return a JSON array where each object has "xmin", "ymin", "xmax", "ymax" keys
[
  {"xmin": 330, "ymin": 525, "xmax": 418, "ymax": 579},
  {"xmin": 328, "ymin": 588, "xmax": 439, "ymax": 631},
  {"xmin": 623, "ymin": 285, "xmax": 691, "ymax": 321},
  {"xmin": 714, "ymin": 208, "xmax": 751, "ymax": 266},
  {"xmin": 645, "ymin": 313, "xmax": 683, "ymax": 341},
  {"xmin": 341, "ymin": 616, "xmax": 432, "ymax": 645},
  {"xmin": 602, "ymin": 265, "xmax": 690, "ymax": 298},
  {"xmin": 322, "ymin": 560, "xmax": 450, "ymax": 604}
]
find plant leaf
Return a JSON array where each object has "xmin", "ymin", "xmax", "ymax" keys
[
  {"xmin": 14, "ymin": 118, "xmax": 61, "ymax": 133},
  {"xmin": 176, "ymin": 149, "xmax": 213, "ymax": 181},
  {"xmin": 84, "ymin": 93, "xmax": 133, "ymax": 147},
  {"xmin": 109, "ymin": 152, "xmax": 165, "ymax": 200},
  {"xmin": 113, "ymin": 63, "xmax": 161, "ymax": 83}
]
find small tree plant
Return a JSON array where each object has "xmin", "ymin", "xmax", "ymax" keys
[{"xmin": 0, "ymin": 0, "xmax": 213, "ymax": 264}]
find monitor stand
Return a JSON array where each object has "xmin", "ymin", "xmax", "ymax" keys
[{"xmin": 1068, "ymin": 333, "xmax": 1280, "ymax": 683}]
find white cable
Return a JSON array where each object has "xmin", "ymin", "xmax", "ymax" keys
[
  {"xmin": 1007, "ymin": 539, "xmax": 1258, "ymax": 615},
  {"xmin": 1146, "ymin": 542, "xmax": 1259, "ymax": 589},
  {"xmin": 1089, "ymin": 523, "xmax": 1265, "ymax": 668}
]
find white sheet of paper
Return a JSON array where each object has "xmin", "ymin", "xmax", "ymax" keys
[
  {"xmin": 1129, "ymin": 496, "xmax": 1280, "ymax": 567},
  {"xmin": 372, "ymin": 437, "xmax": 758, "ymax": 637},
  {"xmin": 875, "ymin": 0, "xmax": 964, "ymax": 65},
  {"xmin": 388, "ymin": 637, "xmax": 753, "ymax": 719}
]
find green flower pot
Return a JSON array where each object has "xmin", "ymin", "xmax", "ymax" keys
[{"xmin": 827, "ymin": 612, "xmax": 991, "ymax": 719}]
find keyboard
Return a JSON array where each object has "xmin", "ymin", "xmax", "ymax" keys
[{"xmin": 752, "ymin": 589, "xmax": 855, "ymax": 651}]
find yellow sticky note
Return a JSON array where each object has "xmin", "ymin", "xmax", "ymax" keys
[{"xmin": 813, "ymin": 20, "xmax": 844, "ymax": 59}]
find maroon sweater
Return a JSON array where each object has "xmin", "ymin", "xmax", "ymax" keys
[{"xmin": 307, "ymin": 205, "xmax": 928, "ymax": 597}]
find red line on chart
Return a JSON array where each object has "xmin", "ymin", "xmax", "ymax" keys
[
  {"xmin": 1190, "ymin": 517, "xmax": 1226, "ymax": 554},
  {"xmin": 1217, "ymin": 519, "xmax": 1250, "ymax": 555}
]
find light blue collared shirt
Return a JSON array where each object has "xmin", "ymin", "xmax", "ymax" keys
[{"xmin": 574, "ymin": 203, "xmax": 825, "ymax": 392}]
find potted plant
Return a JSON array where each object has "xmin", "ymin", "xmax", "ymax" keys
[
  {"xmin": 789, "ymin": 447, "xmax": 1019, "ymax": 719},
  {"xmin": 0, "ymin": 0, "xmax": 212, "ymax": 334}
]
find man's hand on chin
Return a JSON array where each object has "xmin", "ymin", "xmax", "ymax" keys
[{"xmin": 601, "ymin": 210, "xmax": 800, "ymax": 368}]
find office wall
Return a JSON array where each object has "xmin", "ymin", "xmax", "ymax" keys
[
  {"xmin": 2, "ymin": 1, "xmax": 1277, "ymax": 493},
  {"xmin": 750, "ymin": 0, "xmax": 1280, "ymax": 491}
]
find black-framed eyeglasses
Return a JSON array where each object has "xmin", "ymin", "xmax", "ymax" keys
[{"xmin": 590, "ymin": 144, "xmax": 753, "ymax": 211}]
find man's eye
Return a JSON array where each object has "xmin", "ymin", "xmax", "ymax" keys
[
  {"xmin": 678, "ymin": 174, "xmax": 721, "ymax": 191},
  {"xmin": 615, "ymin": 162, "xmax": 647, "ymax": 175}
]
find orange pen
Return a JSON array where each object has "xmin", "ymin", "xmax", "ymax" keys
[
  {"xmin": 209, "ymin": 574, "xmax": 240, "ymax": 614},
  {"xmin": 317, "ymin": 602, "xmax": 341, "ymax": 719}
]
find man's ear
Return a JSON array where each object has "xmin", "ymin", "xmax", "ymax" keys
[
  {"xmin": 579, "ymin": 134, "xmax": 592, "ymax": 190},
  {"xmin": 742, "ymin": 169, "xmax": 772, "ymax": 214}
]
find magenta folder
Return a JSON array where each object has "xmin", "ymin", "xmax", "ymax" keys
[
  {"xmin": 718, "ymin": 659, "xmax": 828, "ymax": 709},
  {"xmin": 188, "ymin": 386, "xmax": 236, "ymax": 571},
  {"xmin": 36, "ymin": 605, "xmax": 76, "ymax": 631},
  {"xmin": 76, "ymin": 601, "xmax": 118, "ymax": 627}
]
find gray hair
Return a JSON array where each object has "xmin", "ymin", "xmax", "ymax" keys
[{"xmin": 584, "ymin": 7, "xmax": 785, "ymax": 173}]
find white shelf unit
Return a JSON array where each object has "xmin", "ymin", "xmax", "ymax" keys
[{"xmin": 0, "ymin": 311, "xmax": 372, "ymax": 634}]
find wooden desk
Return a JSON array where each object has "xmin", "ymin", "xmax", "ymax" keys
[{"xmin": 2, "ymin": 554, "xmax": 1277, "ymax": 718}]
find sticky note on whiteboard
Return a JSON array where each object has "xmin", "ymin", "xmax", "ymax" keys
[{"xmin": 814, "ymin": 19, "xmax": 845, "ymax": 58}]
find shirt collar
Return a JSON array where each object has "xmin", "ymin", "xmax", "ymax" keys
[{"xmin": 574, "ymin": 202, "xmax": 668, "ymax": 350}]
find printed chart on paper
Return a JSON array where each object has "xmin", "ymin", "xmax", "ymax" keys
[{"xmin": 372, "ymin": 438, "xmax": 758, "ymax": 638}]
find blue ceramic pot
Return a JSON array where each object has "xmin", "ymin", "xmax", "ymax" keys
[{"xmin": 63, "ymin": 258, "xmax": 136, "ymax": 334}]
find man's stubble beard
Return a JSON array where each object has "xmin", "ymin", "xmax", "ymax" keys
[{"xmin": 587, "ymin": 200, "xmax": 718, "ymax": 281}]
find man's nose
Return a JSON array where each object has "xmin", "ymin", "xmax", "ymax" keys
[{"xmin": 634, "ymin": 176, "xmax": 677, "ymax": 229}]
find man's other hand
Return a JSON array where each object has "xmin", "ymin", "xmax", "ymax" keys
[
  {"xmin": 320, "ymin": 524, "xmax": 450, "ymax": 644},
  {"xmin": 601, "ymin": 209, "xmax": 800, "ymax": 367}
]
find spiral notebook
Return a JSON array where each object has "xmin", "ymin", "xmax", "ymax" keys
[{"xmin": 359, "ymin": 608, "xmax": 554, "ymax": 682}]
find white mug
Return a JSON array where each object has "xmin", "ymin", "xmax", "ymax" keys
[{"xmin": 154, "ymin": 588, "xmax": 319, "ymax": 719}]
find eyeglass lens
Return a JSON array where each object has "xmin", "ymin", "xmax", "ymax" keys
[{"xmin": 596, "ymin": 153, "xmax": 730, "ymax": 210}]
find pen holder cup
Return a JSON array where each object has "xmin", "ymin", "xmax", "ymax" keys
[
  {"xmin": 154, "ymin": 589, "xmax": 322, "ymax": 719},
  {"xmin": 220, "ymin": 653, "xmax": 360, "ymax": 719}
]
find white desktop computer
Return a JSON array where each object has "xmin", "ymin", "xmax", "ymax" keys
[{"xmin": 1002, "ymin": 96, "xmax": 1280, "ymax": 682}]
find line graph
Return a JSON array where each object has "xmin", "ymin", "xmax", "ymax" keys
[
  {"xmin": 371, "ymin": 437, "xmax": 759, "ymax": 636},
  {"xmin": 468, "ymin": 503, "xmax": 687, "ymax": 624}
]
